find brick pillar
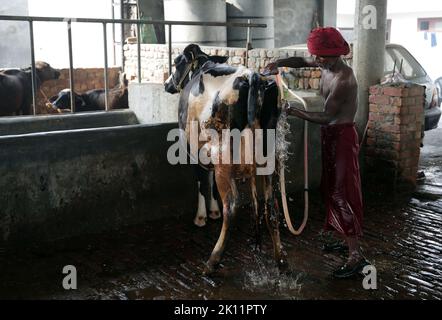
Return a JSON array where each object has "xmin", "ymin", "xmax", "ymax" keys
[{"xmin": 366, "ymin": 83, "xmax": 425, "ymax": 188}]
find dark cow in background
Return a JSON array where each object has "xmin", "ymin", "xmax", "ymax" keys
[
  {"xmin": 165, "ymin": 44, "xmax": 284, "ymax": 275},
  {"xmin": 48, "ymin": 73, "xmax": 129, "ymax": 113},
  {"xmin": 0, "ymin": 61, "xmax": 60, "ymax": 116}
]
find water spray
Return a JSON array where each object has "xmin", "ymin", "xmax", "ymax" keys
[{"xmin": 275, "ymin": 72, "xmax": 309, "ymax": 236}]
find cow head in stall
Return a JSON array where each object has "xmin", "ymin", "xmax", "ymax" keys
[
  {"xmin": 164, "ymin": 44, "xmax": 285, "ymax": 275},
  {"xmin": 48, "ymin": 89, "xmax": 86, "ymax": 113},
  {"xmin": 34, "ymin": 61, "xmax": 61, "ymax": 83},
  {"xmin": 165, "ymin": 44, "xmax": 229, "ymax": 94},
  {"xmin": 0, "ymin": 61, "xmax": 60, "ymax": 116}
]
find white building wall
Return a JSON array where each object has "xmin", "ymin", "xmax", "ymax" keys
[
  {"xmin": 0, "ymin": 0, "xmax": 30, "ymax": 68},
  {"xmin": 337, "ymin": 0, "xmax": 442, "ymax": 80},
  {"xmin": 27, "ymin": 0, "xmax": 120, "ymax": 69},
  {"xmin": 388, "ymin": 12, "xmax": 442, "ymax": 80}
]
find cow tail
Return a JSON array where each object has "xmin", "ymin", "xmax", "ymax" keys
[{"xmin": 247, "ymin": 72, "xmax": 260, "ymax": 127}]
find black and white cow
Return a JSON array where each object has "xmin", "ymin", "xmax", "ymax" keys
[
  {"xmin": 164, "ymin": 44, "xmax": 286, "ymax": 275},
  {"xmin": 48, "ymin": 73, "xmax": 129, "ymax": 113}
]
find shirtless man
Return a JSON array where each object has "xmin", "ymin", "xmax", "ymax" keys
[{"xmin": 265, "ymin": 27, "xmax": 369, "ymax": 278}]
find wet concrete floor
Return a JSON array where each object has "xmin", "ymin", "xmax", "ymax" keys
[{"xmin": 1, "ymin": 129, "xmax": 441, "ymax": 300}]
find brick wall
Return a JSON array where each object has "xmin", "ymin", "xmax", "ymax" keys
[
  {"xmin": 123, "ymin": 44, "xmax": 315, "ymax": 86},
  {"xmin": 366, "ymin": 83, "xmax": 425, "ymax": 187},
  {"xmin": 124, "ymin": 45, "xmax": 249, "ymax": 83},
  {"xmin": 281, "ymin": 67, "xmax": 321, "ymax": 90},
  {"xmin": 37, "ymin": 68, "xmax": 121, "ymax": 114},
  {"xmin": 123, "ymin": 44, "xmax": 354, "ymax": 92}
]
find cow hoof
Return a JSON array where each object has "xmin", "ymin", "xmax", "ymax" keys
[
  {"xmin": 277, "ymin": 258, "xmax": 289, "ymax": 273},
  {"xmin": 202, "ymin": 267, "xmax": 214, "ymax": 276},
  {"xmin": 194, "ymin": 216, "xmax": 207, "ymax": 227},
  {"xmin": 202, "ymin": 261, "xmax": 221, "ymax": 276},
  {"xmin": 209, "ymin": 210, "xmax": 221, "ymax": 220}
]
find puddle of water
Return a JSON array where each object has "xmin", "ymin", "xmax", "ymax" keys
[{"xmin": 241, "ymin": 255, "xmax": 305, "ymax": 299}]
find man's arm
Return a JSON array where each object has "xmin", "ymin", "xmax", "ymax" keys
[
  {"xmin": 264, "ymin": 57, "xmax": 318, "ymax": 75},
  {"xmin": 276, "ymin": 57, "xmax": 318, "ymax": 68},
  {"xmin": 286, "ymin": 79, "xmax": 350, "ymax": 125}
]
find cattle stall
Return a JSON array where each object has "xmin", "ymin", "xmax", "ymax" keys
[{"xmin": 0, "ymin": 83, "xmax": 324, "ymax": 245}]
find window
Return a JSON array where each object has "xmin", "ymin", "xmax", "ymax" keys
[
  {"xmin": 420, "ymin": 21, "xmax": 430, "ymax": 31},
  {"xmin": 384, "ymin": 46, "xmax": 427, "ymax": 80},
  {"xmin": 418, "ymin": 18, "xmax": 442, "ymax": 32}
]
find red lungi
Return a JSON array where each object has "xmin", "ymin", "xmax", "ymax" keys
[{"xmin": 321, "ymin": 123, "xmax": 363, "ymax": 237}]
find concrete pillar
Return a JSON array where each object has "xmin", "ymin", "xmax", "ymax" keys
[
  {"xmin": 164, "ymin": 0, "xmax": 227, "ymax": 47},
  {"xmin": 353, "ymin": 0, "xmax": 388, "ymax": 136},
  {"xmin": 274, "ymin": 0, "xmax": 319, "ymax": 47},
  {"xmin": 226, "ymin": 0, "xmax": 274, "ymax": 49}
]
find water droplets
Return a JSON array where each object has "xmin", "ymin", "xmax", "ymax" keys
[{"xmin": 242, "ymin": 254, "xmax": 304, "ymax": 298}]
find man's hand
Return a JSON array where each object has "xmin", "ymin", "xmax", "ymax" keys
[
  {"xmin": 263, "ymin": 62, "xmax": 279, "ymax": 75},
  {"xmin": 283, "ymin": 100, "xmax": 296, "ymax": 115},
  {"xmin": 283, "ymin": 100, "xmax": 296, "ymax": 114},
  {"xmin": 283, "ymin": 101, "xmax": 304, "ymax": 118}
]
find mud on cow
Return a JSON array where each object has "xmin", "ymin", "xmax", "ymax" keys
[
  {"xmin": 164, "ymin": 44, "xmax": 286, "ymax": 275},
  {"xmin": 0, "ymin": 61, "xmax": 60, "ymax": 116}
]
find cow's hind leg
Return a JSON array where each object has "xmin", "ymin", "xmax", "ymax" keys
[
  {"xmin": 195, "ymin": 182, "xmax": 207, "ymax": 227},
  {"xmin": 203, "ymin": 167, "xmax": 238, "ymax": 275},
  {"xmin": 263, "ymin": 175, "xmax": 288, "ymax": 271},
  {"xmin": 194, "ymin": 165, "xmax": 209, "ymax": 227},
  {"xmin": 208, "ymin": 170, "xmax": 221, "ymax": 220}
]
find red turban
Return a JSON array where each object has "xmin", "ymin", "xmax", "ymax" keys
[{"xmin": 307, "ymin": 27, "xmax": 350, "ymax": 57}]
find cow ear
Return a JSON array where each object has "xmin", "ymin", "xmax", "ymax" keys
[
  {"xmin": 209, "ymin": 56, "xmax": 229, "ymax": 64},
  {"xmin": 184, "ymin": 43, "xmax": 207, "ymax": 60}
]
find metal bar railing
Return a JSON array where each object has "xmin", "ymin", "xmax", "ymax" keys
[
  {"xmin": 67, "ymin": 20, "xmax": 75, "ymax": 113},
  {"xmin": 111, "ymin": 2, "xmax": 116, "ymax": 66},
  {"xmin": 168, "ymin": 24, "xmax": 172, "ymax": 76},
  {"xmin": 0, "ymin": 14, "xmax": 266, "ymax": 115},
  {"xmin": 103, "ymin": 22, "xmax": 110, "ymax": 111},
  {"xmin": 28, "ymin": 20, "xmax": 37, "ymax": 116},
  {"xmin": 0, "ymin": 15, "xmax": 266, "ymax": 27},
  {"xmin": 245, "ymin": 19, "xmax": 251, "ymax": 67},
  {"xmin": 137, "ymin": 23, "xmax": 142, "ymax": 83},
  {"xmin": 120, "ymin": 0, "xmax": 125, "ymax": 71}
]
